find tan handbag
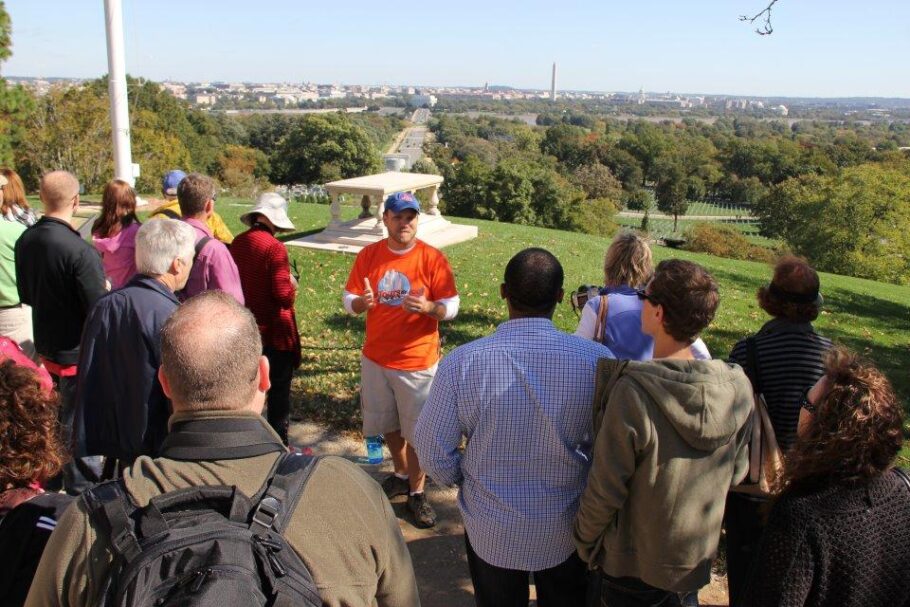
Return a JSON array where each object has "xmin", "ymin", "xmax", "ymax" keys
[{"xmin": 731, "ymin": 338, "xmax": 784, "ymax": 497}]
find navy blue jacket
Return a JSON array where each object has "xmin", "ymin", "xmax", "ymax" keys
[{"xmin": 74, "ymin": 274, "xmax": 180, "ymax": 461}]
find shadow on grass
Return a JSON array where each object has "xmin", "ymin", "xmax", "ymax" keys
[{"xmin": 277, "ymin": 227, "xmax": 324, "ymax": 242}]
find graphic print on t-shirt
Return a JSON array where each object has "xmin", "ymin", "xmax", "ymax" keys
[{"xmin": 378, "ymin": 269, "xmax": 411, "ymax": 306}]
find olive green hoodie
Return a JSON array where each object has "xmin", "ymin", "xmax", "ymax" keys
[{"xmin": 574, "ymin": 358, "xmax": 753, "ymax": 592}]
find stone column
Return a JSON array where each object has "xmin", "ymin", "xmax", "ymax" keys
[
  {"xmin": 329, "ymin": 191, "xmax": 341, "ymax": 226},
  {"xmin": 372, "ymin": 194, "xmax": 385, "ymax": 235},
  {"xmin": 358, "ymin": 194, "xmax": 372, "ymax": 219},
  {"xmin": 427, "ymin": 185, "xmax": 441, "ymax": 216}
]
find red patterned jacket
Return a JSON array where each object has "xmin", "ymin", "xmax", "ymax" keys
[{"xmin": 230, "ymin": 224, "xmax": 301, "ymax": 364}]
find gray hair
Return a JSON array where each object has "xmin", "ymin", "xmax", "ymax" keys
[
  {"xmin": 135, "ymin": 219, "xmax": 195, "ymax": 276},
  {"xmin": 160, "ymin": 291, "xmax": 263, "ymax": 412}
]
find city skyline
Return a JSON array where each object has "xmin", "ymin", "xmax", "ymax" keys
[{"xmin": 4, "ymin": 0, "xmax": 910, "ymax": 99}]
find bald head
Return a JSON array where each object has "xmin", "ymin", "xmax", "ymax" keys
[
  {"xmin": 39, "ymin": 171, "xmax": 80, "ymax": 213},
  {"xmin": 160, "ymin": 291, "xmax": 263, "ymax": 412}
]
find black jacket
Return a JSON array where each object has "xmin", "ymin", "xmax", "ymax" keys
[
  {"xmin": 75, "ymin": 274, "xmax": 180, "ymax": 461},
  {"xmin": 14, "ymin": 217, "xmax": 106, "ymax": 365}
]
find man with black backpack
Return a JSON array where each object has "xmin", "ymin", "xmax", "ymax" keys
[{"xmin": 26, "ymin": 292, "xmax": 419, "ymax": 607}]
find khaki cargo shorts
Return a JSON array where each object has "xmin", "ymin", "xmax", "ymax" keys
[{"xmin": 360, "ymin": 355, "xmax": 437, "ymax": 444}]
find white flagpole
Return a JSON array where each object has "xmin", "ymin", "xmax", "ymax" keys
[{"xmin": 103, "ymin": 0, "xmax": 135, "ymax": 188}]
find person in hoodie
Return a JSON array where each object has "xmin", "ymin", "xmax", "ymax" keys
[
  {"xmin": 574, "ymin": 259, "xmax": 753, "ymax": 607},
  {"xmin": 92, "ymin": 179, "xmax": 140, "ymax": 290},
  {"xmin": 74, "ymin": 219, "xmax": 195, "ymax": 473}
]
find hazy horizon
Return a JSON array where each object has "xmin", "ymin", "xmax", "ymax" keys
[{"xmin": 5, "ymin": 0, "xmax": 909, "ymax": 98}]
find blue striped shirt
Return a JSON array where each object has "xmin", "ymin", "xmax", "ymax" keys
[{"xmin": 414, "ymin": 318, "xmax": 614, "ymax": 570}]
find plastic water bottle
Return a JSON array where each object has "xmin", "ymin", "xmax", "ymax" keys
[{"xmin": 365, "ymin": 435, "xmax": 384, "ymax": 465}]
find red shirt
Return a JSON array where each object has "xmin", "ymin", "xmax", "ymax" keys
[
  {"xmin": 230, "ymin": 225, "xmax": 300, "ymax": 360},
  {"xmin": 345, "ymin": 239, "xmax": 457, "ymax": 371}
]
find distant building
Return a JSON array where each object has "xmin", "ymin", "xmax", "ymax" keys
[
  {"xmin": 192, "ymin": 93, "xmax": 216, "ymax": 105},
  {"xmin": 551, "ymin": 63, "xmax": 557, "ymax": 101},
  {"xmin": 409, "ymin": 94, "xmax": 437, "ymax": 108}
]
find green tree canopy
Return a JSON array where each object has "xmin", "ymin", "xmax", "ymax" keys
[
  {"xmin": 757, "ymin": 163, "xmax": 910, "ymax": 284},
  {"xmin": 271, "ymin": 113, "xmax": 381, "ymax": 185}
]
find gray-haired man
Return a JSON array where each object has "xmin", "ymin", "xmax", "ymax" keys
[{"xmin": 74, "ymin": 219, "xmax": 196, "ymax": 471}]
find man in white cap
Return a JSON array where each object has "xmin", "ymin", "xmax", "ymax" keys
[{"xmin": 230, "ymin": 192, "xmax": 300, "ymax": 444}]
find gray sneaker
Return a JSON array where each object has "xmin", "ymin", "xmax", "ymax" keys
[
  {"xmin": 381, "ymin": 474, "xmax": 410, "ymax": 499},
  {"xmin": 407, "ymin": 492, "xmax": 437, "ymax": 528}
]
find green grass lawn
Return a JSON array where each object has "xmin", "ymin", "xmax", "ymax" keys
[
  {"xmin": 205, "ymin": 197, "xmax": 910, "ymax": 460},
  {"xmin": 615, "ymin": 215, "xmax": 781, "ymax": 248}
]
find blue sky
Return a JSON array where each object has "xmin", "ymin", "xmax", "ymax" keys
[{"xmin": 4, "ymin": 0, "xmax": 909, "ymax": 97}]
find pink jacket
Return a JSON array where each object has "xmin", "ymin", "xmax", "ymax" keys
[{"xmin": 93, "ymin": 222, "xmax": 140, "ymax": 290}]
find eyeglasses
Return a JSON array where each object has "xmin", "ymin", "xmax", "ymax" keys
[
  {"xmin": 799, "ymin": 386, "xmax": 818, "ymax": 413},
  {"xmin": 635, "ymin": 288, "xmax": 661, "ymax": 306}
]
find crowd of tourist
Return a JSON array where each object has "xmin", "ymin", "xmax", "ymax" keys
[{"xmin": 0, "ymin": 166, "xmax": 906, "ymax": 607}]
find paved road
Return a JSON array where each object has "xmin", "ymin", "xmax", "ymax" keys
[
  {"xmin": 386, "ymin": 108, "xmax": 431, "ymax": 169},
  {"xmin": 617, "ymin": 211, "xmax": 756, "ymax": 221}
]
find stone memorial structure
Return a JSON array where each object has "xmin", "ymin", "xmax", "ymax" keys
[{"xmin": 287, "ymin": 171, "xmax": 478, "ymax": 253}]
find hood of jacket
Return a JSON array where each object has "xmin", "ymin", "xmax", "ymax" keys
[
  {"xmin": 622, "ymin": 358, "xmax": 753, "ymax": 452},
  {"xmin": 93, "ymin": 221, "xmax": 138, "ymax": 255}
]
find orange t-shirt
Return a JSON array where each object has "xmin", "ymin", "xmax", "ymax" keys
[{"xmin": 345, "ymin": 239, "xmax": 457, "ymax": 371}]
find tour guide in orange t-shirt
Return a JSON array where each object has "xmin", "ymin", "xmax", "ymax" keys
[{"xmin": 343, "ymin": 191, "xmax": 459, "ymax": 529}]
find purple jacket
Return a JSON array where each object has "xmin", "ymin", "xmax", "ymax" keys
[
  {"xmin": 183, "ymin": 218, "xmax": 244, "ymax": 304},
  {"xmin": 93, "ymin": 222, "xmax": 139, "ymax": 290}
]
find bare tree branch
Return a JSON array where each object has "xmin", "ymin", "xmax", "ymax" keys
[{"xmin": 740, "ymin": 0, "xmax": 779, "ymax": 35}]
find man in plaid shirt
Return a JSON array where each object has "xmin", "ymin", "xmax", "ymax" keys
[{"xmin": 415, "ymin": 248, "xmax": 614, "ymax": 607}]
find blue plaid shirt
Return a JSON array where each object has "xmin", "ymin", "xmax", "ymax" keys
[{"xmin": 414, "ymin": 318, "xmax": 614, "ymax": 570}]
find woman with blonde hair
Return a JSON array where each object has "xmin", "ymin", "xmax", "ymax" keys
[
  {"xmin": 741, "ymin": 348, "xmax": 910, "ymax": 607},
  {"xmin": 0, "ymin": 168, "xmax": 37, "ymax": 227},
  {"xmin": 92, "ymin": 179, "xmax": 141, "ymax": 289},
  {"xmin": 575, "ymin": 230, "xmax": 710, "ymax": 360}
]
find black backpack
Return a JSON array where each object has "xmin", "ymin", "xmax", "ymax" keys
[{"xmin": 84, "ymin": 453, "xmax": 322, "ymax": 607}]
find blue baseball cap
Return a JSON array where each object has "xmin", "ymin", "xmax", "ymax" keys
[
  {"xmin": 384, "ymin": 191, "xmax": 421, "ymax": 214},
  {"xmin": 162, "ymin": 170, "xmax": 187, "ymax": 196}
]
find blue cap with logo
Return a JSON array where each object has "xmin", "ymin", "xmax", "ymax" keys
[
  {"xmin": 384, "ymin": 191, "xmax": 421, "ymax": 214},
  {"xmin": 162, "ymin": 170, "xmax": 187, "ymax": 196}
]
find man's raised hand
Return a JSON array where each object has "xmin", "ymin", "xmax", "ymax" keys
[{"xmin": 362, "ymin": 277, "xmax": 376, "ymax": 309}]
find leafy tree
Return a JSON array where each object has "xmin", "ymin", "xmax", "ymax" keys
[
  {"xmin": 439, "ymin": 156, "xmax": 492, "ymax": 217},
  {"xmin": 18, "ymin": 85, "xmax": 113, "ymax": 192},
  {"xmin": 271, "ymin": 113, "xmax": 381, "ymax": 185},
  {"xmin": 540, "ymin": 123, "xmax": 587, "ymax": 167},
  {"xmin": 489, "ymin": 160, "xmax": 535, "ymax": 224},
  {"xmin": 655, "ymin": 163, "xmax": 688, "ymax": 232},
  {"xmin": 625, "ymin": 188, "xmax": 653, "ymax": 212},
  {"xmin": 756, "ymin": 164, "xmax": 910, "ymax": 284},
  {"xmin": 0, "ymin": 3, "xmax": 35, "ymax": 166},
  {"xmin": 571, "ymin": 162, "xmax": 622, "ymax": 203},
  {"xmin": 216, "ymin": 144, "xmax": 270, "ymax": 196}
]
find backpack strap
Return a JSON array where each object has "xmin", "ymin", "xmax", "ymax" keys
[
  {"xmin": 593, "ymin": 295, "xmax": 610, "ymax": 344},
  {"xmin": 83, "ymin": 480, "xmax": 142, "ymax": 563},
  {"xmin": 194, "ymin": 235, "xmax": 213, "ymax": 264},
  {"xmin": 155, "ymin": 208, "xmax": 181, "ymax": 220},
  {"xmin": 250, "ymin": 453, "xmax": 321, "ymax": 536},
  {"xmin": 745, "ymin": 337, "xmax": 764, "ymax": 395},
  {"xmin": 895, "ymin": 468, "xmax": 910, "ymax": 493}
]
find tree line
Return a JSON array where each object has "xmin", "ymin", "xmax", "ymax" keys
[{"xmin": 426, "ymin": 112, "xmax": 910, "ymax": 285}]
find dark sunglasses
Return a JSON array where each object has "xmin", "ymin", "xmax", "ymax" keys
[
  {"xmin": 799, "ymin": 386, "xmax": 818, "ymax": 413},
  {"xmin": 635, "ymin": 288, "xmax": 661, "ymax": 306}
]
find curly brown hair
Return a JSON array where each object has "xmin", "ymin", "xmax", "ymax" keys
[
  {"xmin": 780, "ymin": 347, "xmax": 904, "ymax": 495},
  {"xmin": 0, "ymin": 360, "xmax": 67, "ymax": 489},
  {"xmin": 757, "ymin": 255, "xmax": 821, "ymax": 322}
]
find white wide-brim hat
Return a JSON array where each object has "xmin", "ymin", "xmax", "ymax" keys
[{"xmin": 240, "ymin": 192, "xmax": 296, "ymax": 232}]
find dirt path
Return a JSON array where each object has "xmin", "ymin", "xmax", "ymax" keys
[{"xmin": 290, "ymin": 421, "xmax": 730, "ymax": 606}]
